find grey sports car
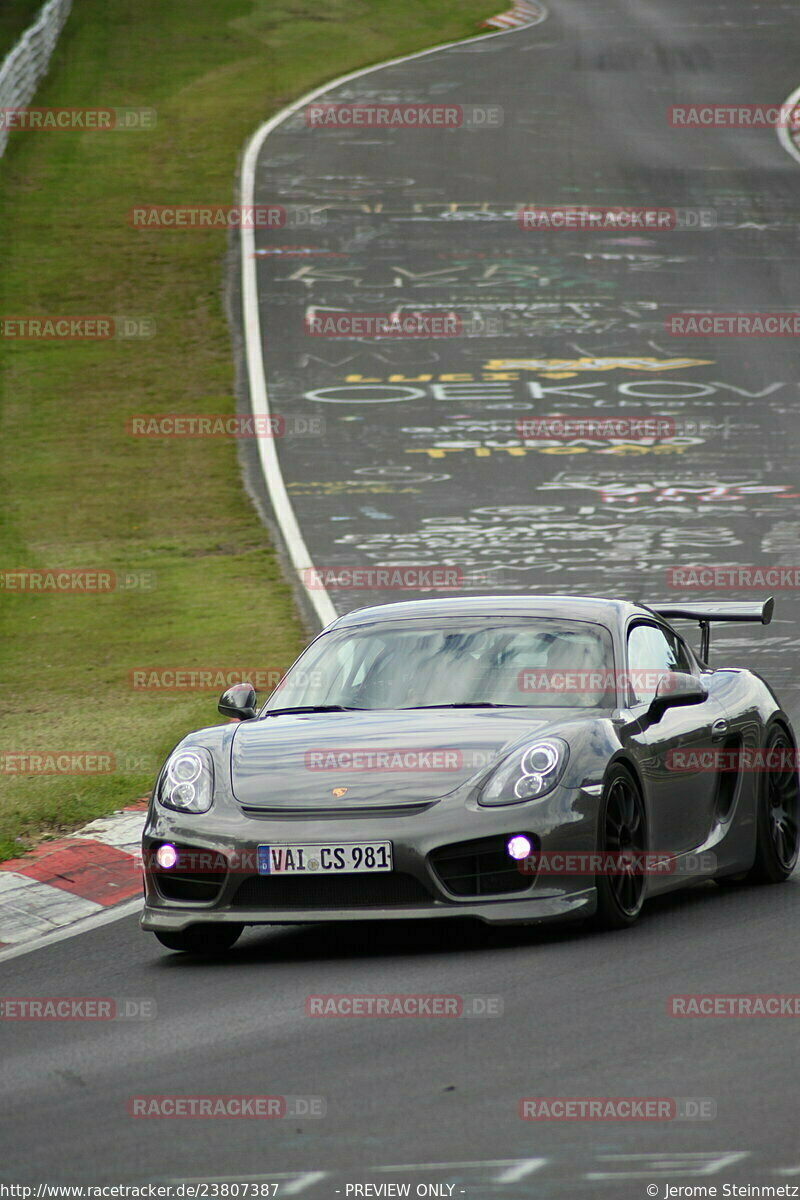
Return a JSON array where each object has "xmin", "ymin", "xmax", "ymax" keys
[{"xmin": 140, "ymin": 595, "xmax": 799, "ymax": 953}]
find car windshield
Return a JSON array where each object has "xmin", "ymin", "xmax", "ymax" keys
[{"xmin": 264, "ymin": 617, "xmax": 615, "ymax": 711}]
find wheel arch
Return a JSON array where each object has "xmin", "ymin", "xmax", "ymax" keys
[
  {"xmin": 767, "ymin": 712, "xmax": 796, "ymax": 745},
  {"xmin": 604, "ymin": 752, "xmax": 646, "ymax": 800},
  {"xmin": 597, "ymin": 753, "xmax": 649, "ymax": 844}
]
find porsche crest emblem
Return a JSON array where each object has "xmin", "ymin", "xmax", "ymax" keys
[{"xmin": 332, "ymin": 787, "xmax": 348, "ymax": 798}]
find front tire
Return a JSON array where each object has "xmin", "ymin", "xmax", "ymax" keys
[
  {"xmin": 592, "ymin": 764, "xmax": 648, "ymax": 930},
  {"xmin": 154, "ymin": 923, "xmax": 244, "ymax": 954},
  {"xmin": 746, "ymin": 724, "xmax": 800, "ymax": 884}
]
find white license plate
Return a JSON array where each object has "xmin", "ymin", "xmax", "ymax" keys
[{"xmin": 257, "ymin": 842, "xmax": 393, "ymax": 875}]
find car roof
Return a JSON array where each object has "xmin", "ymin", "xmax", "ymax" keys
[{"xmin": 329, "ymin": 595, "xmax": 657, "ymax": 630}]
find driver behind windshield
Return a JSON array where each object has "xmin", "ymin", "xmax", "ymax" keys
[{"xmin": 341, "ymin": 626, "xmax": 611, "ymax": 709}]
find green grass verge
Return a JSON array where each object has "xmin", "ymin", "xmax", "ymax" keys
[
  {"xmin": 0, "ymin": 0, "xmax": 44, "ymax": 61},
  {"xmin": 0, "ymin": 0, "xmax": 498, "ymax": 859}
]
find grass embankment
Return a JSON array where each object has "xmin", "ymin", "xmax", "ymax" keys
[
  {"xmin": 0, "ymin": 0, "xmax": 44, "ymax": 60},
  {"xmin": 0, "ymin": 0, "xmax": 498, "ymax": 858}
]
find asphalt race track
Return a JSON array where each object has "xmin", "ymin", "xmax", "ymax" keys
[
  {"xmin": 2, "ymin": 885, "xmax": 800, "ymax": 1193},
  {"xmin": 4, "ymin": 0, "xmax": 800, "ymax": 1194}
]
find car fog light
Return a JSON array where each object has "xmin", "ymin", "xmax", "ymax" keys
[
  {"xmin": 506, "ymin": 835, "xmax": 533, "ymax": 861},
  {"xmin": 156, "ymin": 843, "xmax": 179, "ymax": 870}
]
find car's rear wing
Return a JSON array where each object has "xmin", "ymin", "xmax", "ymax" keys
[{"xmin": 650, "ymin": 597, "xmax": 774, "ymax": 663}]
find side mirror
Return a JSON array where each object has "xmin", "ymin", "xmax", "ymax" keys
[
  {"xmin": 647, "ymin": 672, "xmax": 708, "ymax": 722},
  {"xmin": 218, "ymin": 682, "xmax": 258, "ymax": 721}
]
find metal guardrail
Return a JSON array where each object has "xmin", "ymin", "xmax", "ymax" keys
[{"xmin": 0, "ymin": 0, "xmax": 72, "ymax": 158}]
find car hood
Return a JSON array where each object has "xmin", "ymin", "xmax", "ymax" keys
[{"xmin": 230, "ymin": 707, "xmax": 589, "ymax": 811}]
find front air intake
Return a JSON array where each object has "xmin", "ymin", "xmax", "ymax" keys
[
  {"xmin": 231, "ymin": 871, "xmax": 433, "ymax": 909},
  {"xmin": 429, "ymin": 835, "xmax": 539, "ymax": 897}
]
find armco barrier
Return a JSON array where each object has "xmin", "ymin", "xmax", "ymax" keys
[{"xmin": 0, "ymin": 0, "xmax": 72, "ymax": 158}]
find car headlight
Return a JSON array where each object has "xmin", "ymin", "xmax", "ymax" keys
[
  {"xmin": 478, "ymin": 738, "xmax": 569, "ymax": 807},
  {"xmin": 157, "ymin": 748, "xmax": 214, "ymax": 814}
]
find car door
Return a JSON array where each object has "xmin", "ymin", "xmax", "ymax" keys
[{"xmin": 623, "ymin": 620, "xmax": 727, "ymax": 856}]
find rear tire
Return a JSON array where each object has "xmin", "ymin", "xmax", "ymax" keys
[
  {"xmin": 591, "ymin": 764, "xmax": 648, "ymax": 930},
  {"xmin": 154, "ymin": 924, "xmax": 243, "ymax": 954},
  {"xmin": 745, "ymin": 724, "xmax": 800, "ymax": 884}
]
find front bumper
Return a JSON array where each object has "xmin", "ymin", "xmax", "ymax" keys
[
  {"xmin": 140, "ymin": 786, "xmax": 599, "ymax": 931},
  {"xmin": 142, "ymin": 890, "xmax": 596, "ymax": 930}
]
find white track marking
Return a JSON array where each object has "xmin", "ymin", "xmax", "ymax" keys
[
  {"xmin": 493, "ymin": 1159, "xmax": 548, "ymax": 1183},
  {"xmin": 239, "ymin": 5, "xmax": 548, "ymax": 630},
  {"xmin": 0, "ymin": 872, "xmax": 103, "ymax": 944},
  {"xmin": 68, "ymin": 810, "xmax": 145, "ymax": 852},
  {"xmin": 586, "ymin": 1152, "xmax": 750, "ymax": 1181},
  {"xmin": 281, "ymin": 1173, "xmax": 329, "ymax": 1195},
  {"xmin": 0, "ymin": 806, "xmax": 144, "ymax": 960},
  {"xmin": 0, "ymin": 897, "xmax": 142, "ymax": 965},
  {"xmin": 374, "ymin": 1159, "xmax": 543, "ymax": 1171},
  {"xmin": 777, "ymin": 83, "xmax": 800, "ymax": 165},
  {"xmin": 163, "ymin": 1174, "xmax": 328, "ymax": 1187}
]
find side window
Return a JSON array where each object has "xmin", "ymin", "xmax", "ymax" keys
[
  {"xmin": 626, "ymin": 623, "xmax": 691, "ymax": 704},
  {"xmin": 669, "ymin": 632, "xmax": 693, "ymax": 674}
]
